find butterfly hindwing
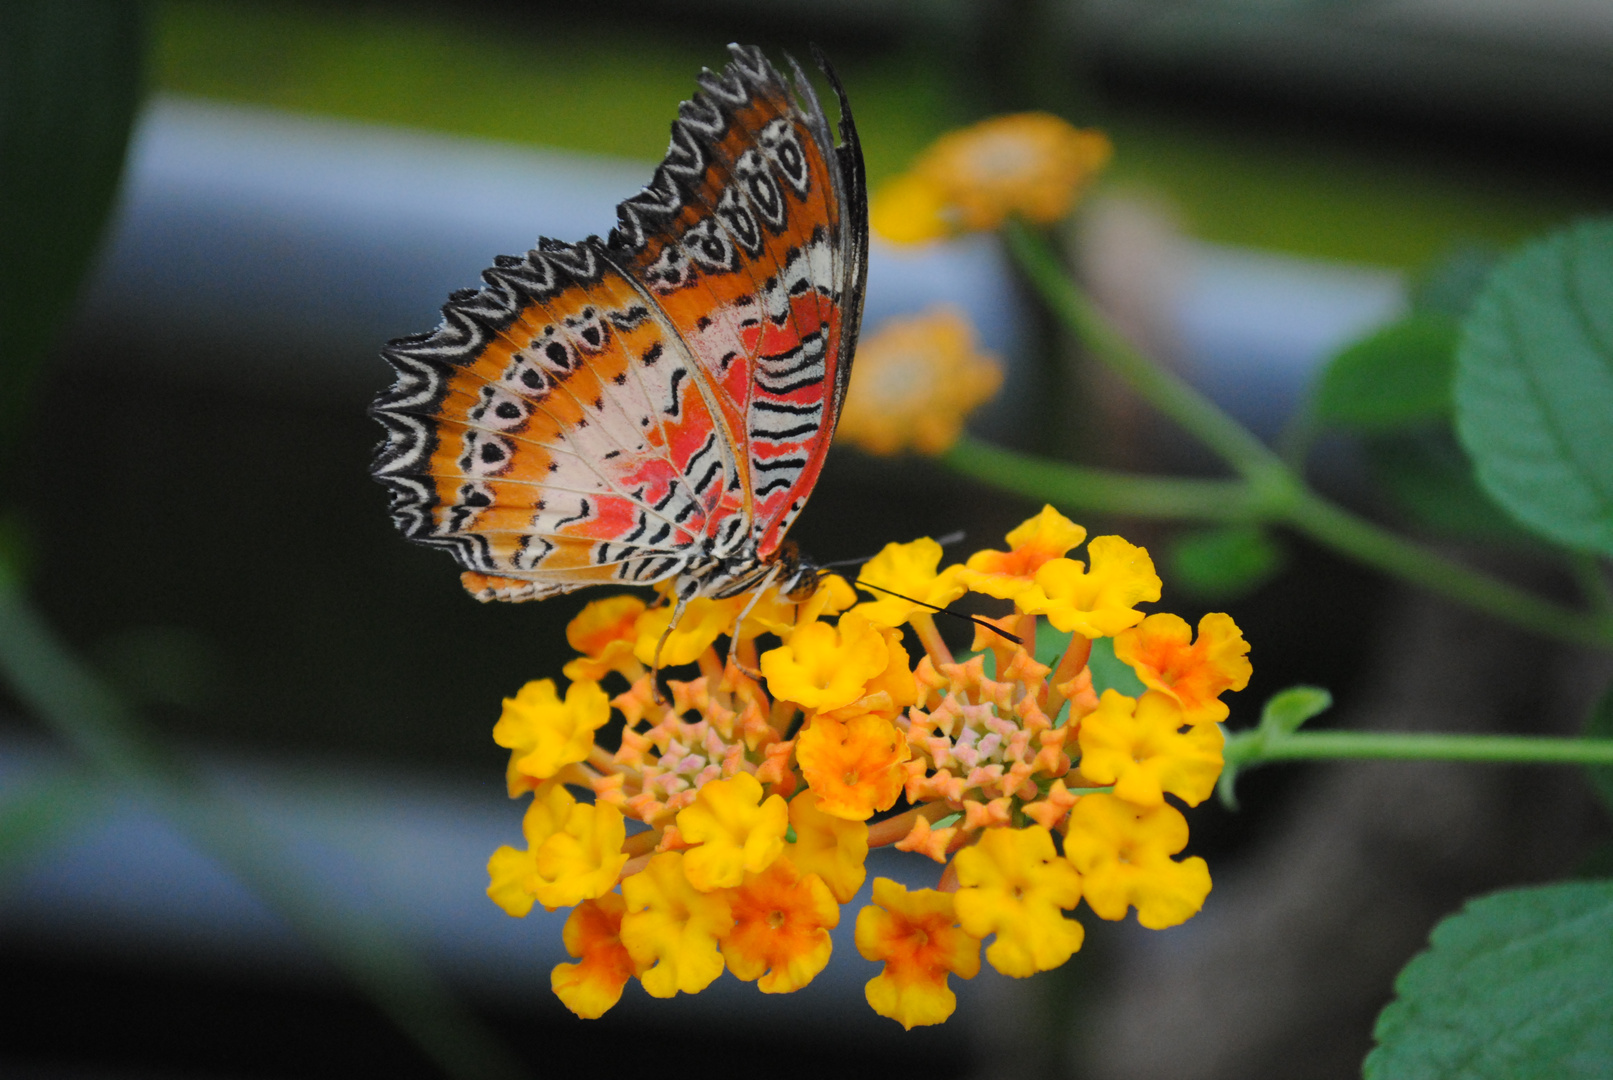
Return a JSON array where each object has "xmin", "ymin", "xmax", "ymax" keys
[{"xmin": 370, "ymin": 45, "xmax": 865, "ymax": 602}]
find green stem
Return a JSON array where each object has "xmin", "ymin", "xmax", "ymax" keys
[
  {"xmin": 1228, "ymin": 729, "xmax": 1613, "ymax": 766},
  {"xmin": 943, "ymin": 436, "xmax": 1256, "ymax": 521},
  {"xmin": 1571, "ymin": 552, "xmax": 1613, "ymax": 617},
  {"xmin": 991, "ymin": 220, "xmax": 1613, "ymax": 651},
  {"xmin": 0, "ymin": 570, "xmax": 529, "ymax": 1080}
]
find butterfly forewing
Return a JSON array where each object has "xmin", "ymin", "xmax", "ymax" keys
[{"xmin": 370, "ymin": 44, "xmax": 865, "ymax": 602}]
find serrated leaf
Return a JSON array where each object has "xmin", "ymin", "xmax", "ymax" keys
[
  {"xmin": 1583, "ymin": 683, "xmax": 1613, "ymax": 815},
  {"xmin": 1315, "ymin": 313, "xmax": 1460, "ymax": 432},
  {"xmin": 1167, "ymin": 525, "xmax": 1284, "ymax": 600},
  {"xmin": 1259, "ymin": 686, "xmax": 1331, "ymax": 736},
  {"xmin": 1454, "ymin": 220, "xmax": 1613, "ymax": 556},
  {"xmin": 1365, "ymin": 880, "xmax": 1613, "ymax": 1080}
]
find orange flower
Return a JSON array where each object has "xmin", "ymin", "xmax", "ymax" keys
[
  {"xmin": 795, "ymin": 712, "xmax": 911, "ymax": 820},
  {"xmin": 721, "ymin": 858, "xmax": 840, "ymax": 994},
  {"xmin": 855, "ymin": 878, "xmax": 981, "ymax": 1029},
  {"xmin": 1113, "ymin": 612, "xmax": 1252, "ymax": 725},
  {"xmin": 551, "ymin": 893, "xmax": 641, "ymax": 1019},
  {"xmin": 959, "ymin": 505, "xmax": 1088, "ymax": 600},
  {"xmin": 562, "ymin": 595, "xmax": 646, "ymax": 682}
]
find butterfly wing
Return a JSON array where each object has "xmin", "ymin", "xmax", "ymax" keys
[
  {"xmin": 608, "ymin": 45, "xmax": 867, "ymax": 560},
  {"xmin": 370, "ymin": 45, "xmax": 865, "ymax": 601}
]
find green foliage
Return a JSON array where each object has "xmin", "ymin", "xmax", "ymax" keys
[
  {"xmin": 1365, "ymin": 880, "xmax": 1613, "ymax": 1079},
  {"xmin": 1259, "ymin": 685, "xmax": 1332, "ymax": 737},
  {"xmin": 0, "ymin": 0, "xmax": 145, "ymax": 453},
  {"xmin": 1366, "ymin": 429, "xmax": 1539, "ymax": 545},
  {"xmin": 1313, "ymin": 312, "xmax": 1459, "ymax": 432},
  {"xmin": 1166, "ymin": 524, "xmax": 1284, "ymax": 600},
  {"xmin": 1583, "ymin": 684, "xmax": 1613, "ymax": 815},
  {"xmin": 1454, "ymin": 220, "xmax": 1613, "ymax": 557},
  {"xmin": 1086, "ymin": 635, "xmax": 1144, "ymax": 697}
]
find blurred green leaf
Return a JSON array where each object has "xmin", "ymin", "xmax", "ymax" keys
[
  {"xmin": 0, "ymin": 0, "xmax": 144, "ymax": 451},
  {"xmin": 1454, "ymin": 220, "xmax": 1613, "ymax": 556},
  {"xmin": 1410, "ymin": 243, "xmax": 1500, "ymax": 318},
  {"xmin": 1367, "ymin": 428, "xmax": 1540, "ymax": 544},
  {"xmin": 1259, "ymin": 685, "xmax": 1331, "ymax": 737},
  {"xmin": 1583, "ymin": 683, "xmax": 1613, "ymax": 815},
  {"xmin": 1087, "ymin": 635, "xmax": 1144, "ymax": 697},
  {"xmin": 1167, "ymin": 524, "xmax": 1284, "ymax": 600},
  {"xmin": 1365, "ymin": 880, "xmax": 1613, "ymax": 1080},
  {"xmin": 1314, "ymin": 312, "xmax": 1459, "ymax": 432}
]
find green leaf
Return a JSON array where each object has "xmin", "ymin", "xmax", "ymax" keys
[
  {"xmin": 1259, "ymin": 685, "xmax": 1331, "ymax": 736},
  {"xmin": 1583, "ymin": 683, "xmax": 1613, "ymax": 815},
  {"xmin": 1454, "ymin": 220, "xmax": 1613, "ymax": 556},
  {"xmin": 1087, "ymin": 635, "xmax": 1144, "ymax": 697},
  {"xmin": 1167, "ymin": 524, "xmax": 1284, "ymax": 600},
  {"xmin": 1314, "ymin": 312, "xmax": 1460, "ymax": 432},
  {"xmin": 0, "ymin": 0, "xmax": 145, "ymax": 454},
  {"xmin": 1365, "ymin": 879, "xmax": 1613, "ymax": 1080},
  {"xmin": 1411, "ymin": 243, "xmax": 1500, "ymax": 318},
  {"xmin": 1367, "ymin": 429, "xmax": 1540, "ymax": 544}
]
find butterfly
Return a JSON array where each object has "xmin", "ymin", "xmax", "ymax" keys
[{"xmin": 369, "ymin": 44, "xmax": 867, "ymax": 622}]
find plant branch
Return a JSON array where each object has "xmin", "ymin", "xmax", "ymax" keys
[{"xmin": 1227, "ymin": 729, "xmax": 1613, "ymax": 767}]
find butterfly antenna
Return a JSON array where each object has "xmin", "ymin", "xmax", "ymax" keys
[{"xmin": 857, "ymin": 580, "xmax": 1021, "ymax": 646}]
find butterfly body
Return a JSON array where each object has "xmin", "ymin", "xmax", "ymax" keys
[{"xmin": 370, "ymin": 45, "xmax": 867, "ymax": 605}]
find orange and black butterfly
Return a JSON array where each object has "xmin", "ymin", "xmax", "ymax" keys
[{"xmin": 370, "ymin": 45, "xmax": 867, "ymax": 616}]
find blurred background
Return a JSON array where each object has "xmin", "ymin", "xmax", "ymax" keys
[{"xmin": 3, "ymin": 1, "xmax": 1611, "ymax": 1077}]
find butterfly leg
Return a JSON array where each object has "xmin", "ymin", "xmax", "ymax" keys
[
  {"xmin": 650, "ymin": 594, "xmax": 690, "ymax": 706},
  {"xmin": 722, "ymin": 565, "xmax": 783, "ymax": 680}
]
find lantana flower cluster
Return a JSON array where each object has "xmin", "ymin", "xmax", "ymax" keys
[{"xmin": 487, "ymin": 506, "xmax": 1251, "ymax": 1028}]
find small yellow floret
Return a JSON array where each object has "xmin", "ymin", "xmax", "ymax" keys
[
  {"xmin": 761, "ymin": 609, "xmax": 889, "ymax": 712},
  {"xmin": 493, "ymin": 678, "xmax": 611, "ymax": 786},
  {"xmin": 531, "ymin": 799, "xmax": 630, "ymax": 908},
  {"xmin": 854, "ymin": 536, "xmax": 967, "ymax": 627},
  {"xmin": 796, "ymin": 712, "xmax": 911, "ymax": 821},
  {"xmin": 785, "ymin": 791, "xmax": 869, "ymax": 903},
  {"xmin": 1018, "ymin": 536, "xmax": 1161, "ymax": 637},
  {"xmin": 855, "ymin": 878, "xmax": 981, "ymax": 1029},
  {"xmin": 486, "ymin": 782, "xmax": 575, "ymax": 916},
  {"xmin": 675, "ymin": 773, "xmax": 789, "ymax": 891},
  {"xmin": 1064, "ymin": 793, "xmax": 1211, "ymax": 929},
  {"xmin": 959, "ymin": 505, "xmax": 1088, "ymax": 600},
  {"xmin": 869, "ymin": 171, "xmax": 955, "ymax": 244},
  {"xmin": 834, "ymin": 307, "xmax": 1003, "ymax": 457},
  {"xmin": 620, "ymin": 851, "xmax": 734, "ymax": 997},
  {"xmin": 1077, "ymin": 689, "xmax": 1224, "ymax": 808},
  {"xmin": 721, "ymin": 858, "xmax": 840, "ymax": 994},
  {"xmin": 1113, "ymin": 612, "xmax": 1252, "ymax": 725},
  {"xmin": 551, "ymin": 892, "xmax": 640, "ymax": 1018},
  {"xmin": 953, "ymin": 825, "xmax": 1085, "ymax": 977}
]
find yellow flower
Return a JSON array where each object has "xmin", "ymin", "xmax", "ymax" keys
[
  {"xmin": 855, "ymin": 878, "xmax": 981, "ymax": 1029},
  {"xmin": 1064, "ymin": 793, "xmax": 1211, "ymax": 930},
  {"xmin": 834, "ymin": 307, "xmax": 1003, "ymax": 457},
  {"xmin": 562, "ymin": 595, "xmax": 646, "ymax": 682},
  {"xmin": 493, "ymin": 678, "xmax": 610, "ymax": 787},
  {"xmin": 761, "ymin": 608, "xmax": 889, "ymax": 712},
  {"xmin": 959, "ymin": 505, "xmax": 1088, "ymax": 601},
  {"xmin": 632, "ymin": 594, "xmax": 746, "ymax": 668},
  {"xmin": 868, "ymin": 171, "xmax": 953, "ymax": 244},
  {"xmin": 721, "ymin": 858, "xmax": 840, "ymax": 994},
  {"xmin": 550, "ymin": 893, "xmax": 641, "ymax": 1019},
  {"xmin": 785, "ymin": 791, "xmax": 869, "ymax": 904},
  {"xmin": 530, "ymin": 799, "xmax": 630, "ymax": 908},
  {"xmin": 853, "ymin": 536, "xmax": 967, "ymax": 627},
  {"xmin": 871, "ymin": 113, "xmax": 1112, "ymax": 244},
  {"xmin": 952, "ymin": 825, "xmax": 1085, "ymax": 977},
  {"xmin": 796, "ymin": 712, "xmax": 911, "ymax": 821},
  {"xmin": 1114, "ymin": 612, "xmax": 1252, "ymax": 725},
  {"xmin": 486, "ymin": 781, "xmax": 576, "ymax": 916},
  {"xmin": 675, "ymin": 772, "xmax": 789, "ymax": 891},
  {"xmin": 620, "ymin": 851, "xmax": 734, "ymax": 997},
  {"xmin": 1018, "ymin": 535, "xmax": 1161, "ymax": 637},
  {"xmin": 1077, "ymin": 689, "xmax": 1224, "ymax": 808}
]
